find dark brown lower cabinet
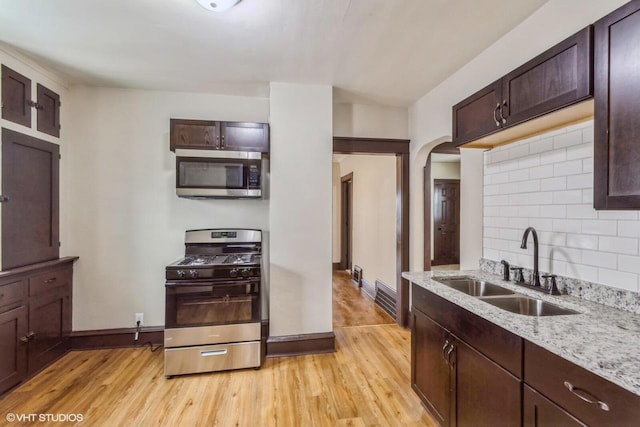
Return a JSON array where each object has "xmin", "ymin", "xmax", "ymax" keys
[
  {"xmin": 0, "ymin": 258, "xmax": 76, "ymax": 396},
  {"xmin": 524, "ymin": 385, "xmax": 586, "ymax": 427},
  {"xmin": 411, "ymin": 289, "xmax": 522, "ymax": 427}
]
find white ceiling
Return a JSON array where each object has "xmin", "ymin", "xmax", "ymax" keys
[{"xmin": 0, "ymin": 0, "xmax": 548, "ymax": 107}]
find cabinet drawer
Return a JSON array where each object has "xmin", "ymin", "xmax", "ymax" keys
[
  {"xmin": 29, "ymin": 268, "xmax": 70, "ymax": 296},
  {"xmin": 164, "ymin": 341, "xmax": 260, "ymax": 376},
  {"xmin": 412, "ymin": 283, "xmax": 522, "ymax": 377},
  {"xmin": 524, "ymin": 341, "xmax": 640, "ymax": 426},
  {"xmin": 0, "ymin": 280, "xmax": 27, "ymax": 309}
]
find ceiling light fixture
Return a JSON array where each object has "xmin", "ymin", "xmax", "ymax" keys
[{"xmin": 195, "ymin": 0, "xmax": 241, "ymax": 12}]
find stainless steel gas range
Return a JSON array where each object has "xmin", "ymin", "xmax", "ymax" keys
[{"xmin": 164, "ymin": 229, "xmax": 262, "ymax": 377}]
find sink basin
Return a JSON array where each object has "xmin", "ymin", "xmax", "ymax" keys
[
  {"xmin": 434, "ymin": 277, "xmax": 515, "ymax": 297},
  {"xmin": 480, "ymin": 296, "xmax": 579, "ymax": 316}
]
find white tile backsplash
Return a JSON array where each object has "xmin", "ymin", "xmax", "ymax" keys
[{"xmin": 483, "ymin": 120, "xmax": 640, "ymax": 292}]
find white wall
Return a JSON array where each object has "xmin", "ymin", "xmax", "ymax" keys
[
  {"xmin": 64, "ymin": 86, "xmax": 269, "ymax": 330},
  {"xmin": 333, "ymin": 102, "xmax": 408, "ymax": 139},
  {"xmin": 335, "ymin": 155, "xmax": 396, "ymax": 288},
  {"xmin": 484, "ymin": 121, "xmax": 640, "ymax": 292},
  {"xmin": 430, "ymin": 161, "xmax": 461, "ymax": 259},
  {"xmin": 460, "ymin": 148, "xmax": 484, "ymax": 269},
  {"xmin": 269, "ymin": 82, "xmax": 333, "ymax": 337},
  {"xmin": 0, "ymin": 45, "xmax": 69, "ymax": 268},
  {"xmin": 408, "ymin": 0, "xmax": 628, "ymax": 272}
]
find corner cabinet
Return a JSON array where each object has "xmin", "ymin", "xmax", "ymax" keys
[
  {"xmin": 170, "ymin": 119, "xmax": 269, "ymax": 153},
  {"xmin": 0, "ymin": 258, "xmax": 76, "ymax": 396},
  {"xmin": 453, "ymin": 26, "xmax": 593, "ymax": 146},
  {"xmin": 411, "ymin": 284, "xmax": 522, "ymax": 427},
  {"xmin": 594, "ymin": 0, "xmax": 640, "ymax": 209}
]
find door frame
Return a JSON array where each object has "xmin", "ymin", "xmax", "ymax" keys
[
  {"xmin": 340, "ymin": 172, "xmax": 354, "ymax": 270},
  {"xmin": 424, "ymin": 141, "xmax": 460, "ymax": 271},
  {"xmin": 333, "ymin": 137, "xmax": 410, "ymax": 327},
  {"xmin": 432, "ymin": 178, "xmax": 461, "ymax": 266}
]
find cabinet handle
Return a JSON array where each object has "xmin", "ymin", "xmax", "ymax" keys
[
  {"xmin": 0, "ymin": 195, "xmax": 8, "ymax": 203},
  {"xmin": 216, "ymin": 135, "xmax": 220, "ymax": 149},
  {"xmin": 20, "ymin": 335, "xmax": 30, "ymax": 344},
  {"xmin": 28, "ymin": 331, "xmax": 35, "ymax": 340},
  {"xmin": 221, "ymin": 135, "xmax": 225, "ymax": 149},
  {"xmin": 442, "ymin": 340, "xmax": 450, "ymax": 362},
  {"xmin": 446, "ymin": 344, "xmax": 455, "ymax": 367},
  {"xmin": 493, "ymin": 103, "xmax": 501, "ymax": 127},
  {"xmin": 564, "ymin": 381, "xmax": 610, "ymax": 412},
  {"xmin": 44, "ymin": 278, "xmax": 57, "ymax": 284}
]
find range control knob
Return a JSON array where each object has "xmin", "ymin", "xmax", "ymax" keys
[
  {"xmin": 229, "ymin": 269, "xmax": 239, "ymax": 278},
  {"xmin": 241, "ymin": 268, "xmax": 251, "ymax": 278},
  {"xmin": 177, "ymin": 270, "xmax": 186, "ymax": 278},
  {"xmin": 189, "ymin": 270, "xmax": 199, "ymax": 279}
]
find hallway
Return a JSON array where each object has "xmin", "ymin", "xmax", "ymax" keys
[{"xmin": 332, "ymin": 270, "xmax": 395, "ymax": 328}]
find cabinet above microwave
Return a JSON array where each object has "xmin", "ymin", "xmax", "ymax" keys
[{"xmin": 170, "ymin": 119, "xmax": 269, "ymax": 153}]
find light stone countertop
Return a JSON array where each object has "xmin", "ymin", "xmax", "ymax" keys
[{"xmin": 403, "ymin": 269, "xmax": 640, "ymax": 396}]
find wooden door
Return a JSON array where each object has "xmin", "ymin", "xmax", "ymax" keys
[
  {"xmin": 36, "ymin": 84, "xmax": 61, "ymax": 138},
  {"xmin": 340, "ymin": 173, "xmax": 353, "ymax": 270},
  {"xmin": 0, "ymin": 305, "xmax": 28, "ymax": 394},
  {"xmin": 594, "ymin": 0, "xmax": 640, "ymax": 209},
  {"xmin": 501, "ymin": 27, "xmax": 592, "ymax": 128},
  {"xmin": 455, "ymin": 339, "xmax": 521, "ymax": 427},
  {"xmin": 452, "ymin": 79, "xmax": 502, "ymax": 146},
  {"xmin": 28, "ymin": 287, "xmax": 69, "ymax": 374},
  {"xmin": 221, "ymin": 122, "xmax": 269, "ymax": 152},
  {"xmin": 170, "ymin": 119, "xmax": 220, "ymax": 151},
  {"xmin": 1, "ymin": 129, "xmax": 60, "ymax": 270},
  {"xmin": 433, "ymin": 179, "xmax": 460, "ymax": 266},
  {"xmin": 523, "ymin": 385, "xmax": 586, "ymax": 427},
  {"xmin": 1, "ymin": 65, "xmax": 32, "ymax": 127},
  {"xmin": 412, "ymin": 310, "xmax": 453, "ymax": 427}
]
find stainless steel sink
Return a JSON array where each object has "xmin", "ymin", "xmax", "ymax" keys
[
  {"xmin": 434, "ymin": 277, "xmax": 515, "ymax": 297},
  {"xmin": 480, "ymin": 295, "xmax": 579, "ymax": 316}
]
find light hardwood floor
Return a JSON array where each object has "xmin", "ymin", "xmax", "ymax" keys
[{"xmin": 332, "ymin": 270, "xmax": 395, "ymax": 328}]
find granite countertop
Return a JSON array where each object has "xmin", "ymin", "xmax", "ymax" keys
[{"xmin": 402, "ymin": 269, "xmax": 640, "ymax": 396}]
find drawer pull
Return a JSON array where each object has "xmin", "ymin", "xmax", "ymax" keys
[
  {"xmin": 201, "ymin": 349, "xmax": 228, "ymax": 357},
  {"xmin": 44, "ymin": 278, "xmax": 57, "ymax": 284},
  {"xmin": 564, "ymin": 381, "xmax": 610, "ymax": 412}
]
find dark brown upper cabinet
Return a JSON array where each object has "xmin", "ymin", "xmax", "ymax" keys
[
  {"xmin": 1, "ymin": 129, "xmax": 59, "ymax": 270},
  {"xmin": 170, "ymin": 119, "xmax": 269, "ymax": 153},
  {"xmin": 594, "ymin": 0, "xmax": 640, "ymax": 210},
  {"xmin": 1, "ymin": 65, "xmax": 32, "ymax": 128},
  {"xmin": 36, "ymin": 84, "xmax": 61, "ymax": 138},
  {"xmin": 453, "ymin": 26, "xmax": 593, "ymax": 147}
]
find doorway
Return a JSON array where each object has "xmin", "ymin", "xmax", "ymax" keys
[
  {"xmin": 340, "ymin": 173, "xmax": 353, "ymax": 270},
  {"xmin": 433, "ymin": 179, "xmax": 460, "ymax": 266}
]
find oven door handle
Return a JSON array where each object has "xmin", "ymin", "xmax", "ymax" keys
[
  {"xmin": 165, "ymin": 279, "xmax": 260, "ymax": 287},
  {"xmin": 201, "ymin": 349, "xmax": 228, "ymax": 357}
]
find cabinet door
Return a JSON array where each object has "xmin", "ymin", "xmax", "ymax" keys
[
  {"xmin": 170, "ymin": 119, "xmax": 220, "ymax": 151},
  {"xmin": 594, "ymin": 0, "xmax": 640, "ymax": 209},
  {"xmin": 455, "ymin": 338, "xmax": 521, "ymax": 427},
  {"xmin": 502, "ymin": 27, "xmax": 592, "ymax": 128},
  {"xmin": 0, "ymin": 305, "xmax": 28, "ymax": 395},
  {"xmin": 1, "ymin": 65, "xmax": 31, "ymax": 127},
  {"xmin": 27, "ymin": 287, "xmax": 69, "ymax": 374},
  {"xmin": 524, "ymin": 385, "xmax": 586, "ymax": 427},
  {"xmin": 412, "ymin": 309, "xmax": 453, "ymax": 427},
  {"xmin": 1, "ymin": 129, "xmax": 60, "ymax": 270},
  {"xmin": 452, "ymin": 80, "xmax": 502, "ymax": 146},
  {"xmin": 221, "ymin": 122, "xmax": 269, "ymax": 152},
  {"xmin": 36, "ymin": 84, "xmax": 61, "ymax": 138}
]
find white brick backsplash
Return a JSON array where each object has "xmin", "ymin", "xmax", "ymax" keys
[
  {"xmin": 484, "ymin": 121, "xmax": 640, "ymax": 293},
  {"xmin": 599, "ymin": 236, "xmax": 638, "ymax": 255},
  {"xmin": 540, "ymin": 177, "xmax": 566, "ymax": 191},
  {"xmin": 566, "ymin": 173, "xmax": 593, "ymax": 190},
  {"xmin": 553, "ymin": 129, "xmax": 583, "ymax": 149},
  {"xmin": 554, "ymin": 160, "xmax": 583, "ymax": 176},
  {"xmin": 581, "ymin": 220, "xmax": 616, "ymax": 236}
]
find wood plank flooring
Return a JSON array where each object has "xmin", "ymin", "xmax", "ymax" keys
[
  {"xmin": 333, "ymin": 270, "xmax": 395, "ymax": 328},
  {"xmin": 1, "ymin": 325, "xmax": 436, "ymax": 426}
]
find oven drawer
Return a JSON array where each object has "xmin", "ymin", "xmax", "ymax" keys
[
  {"xmin": 164, "ymin": 341, "xmax": 260, "ymax": 376},
  {"xmin": 164, "ymin": 323, "xmax": 261, "ymax": 348}
]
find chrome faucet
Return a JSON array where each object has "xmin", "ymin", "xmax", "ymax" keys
[{"xmin": 520, "ymin": 227, "xmax": 541, "ymax": 287}]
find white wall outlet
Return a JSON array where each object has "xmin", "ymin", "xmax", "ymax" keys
[{"xmin": 135, "ymin": 313, "xmax": 144, "ymax": 325}]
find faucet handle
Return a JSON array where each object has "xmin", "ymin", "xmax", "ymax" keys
[
  {"xmin": 541, "ymin": 274, "xmax": 561, "ymax": 295},
  {"xmin": 500, "ymin": 260, "xmax": 510, "ymax": 281},
  {"xmin": 510, "ymin": 267, "xmax": 524, "ymax": 283}
]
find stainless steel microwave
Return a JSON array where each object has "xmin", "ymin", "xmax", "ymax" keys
[{"xmin": 175, "ymin": 149, "xmax": 263, "ymax": 198}]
